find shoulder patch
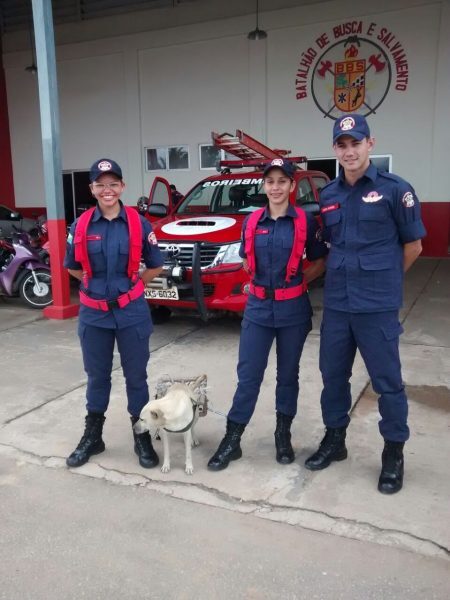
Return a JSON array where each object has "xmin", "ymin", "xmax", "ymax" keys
[
  {"xmin": 402, "ymin": 192, "xmax": 415, "ymax": 208},
  {"xmin": 148, "ymin": 231, "xmax": 158, "ymax": 245}
]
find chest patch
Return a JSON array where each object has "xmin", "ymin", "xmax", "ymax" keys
[
  {"xmin": 320, "ymin": 203, "xmax": 340, "ymax": 214},
  {"xmin": 256, "ymin": 228, "xmax": 269, "ymax": 235},
  {"xmin": 86, "ymin": 235, "xmax": 102, "ymax": 241},
  {"xmin": 362, "ymin": 191, "xmax": 383, "ymax": 203},
  {"xmin": 402, "ymin": 192, "xmax": 415, "ymax": 208}
]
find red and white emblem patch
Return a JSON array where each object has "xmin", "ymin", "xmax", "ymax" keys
[
  {"xmin": 98, "ymin": 160, "xmax": 112, "ymax": 172},
  {"xmin": 270, "ymin": 158, "xmax": 284, "ymax": 167},
  {"xmin": 148, "ymin": 231, "xmax": 158, "ymax": 245},
  {"xmin": 340, "ymin": 116, "xmax": 355, "ymax": 131},
  {"xmin": 402, "ymin": 192, "xmax": 415, "ymax": 208},
  {"xmin": 362, "ymin": 191, "xmax": 383, "ymax": 203}
]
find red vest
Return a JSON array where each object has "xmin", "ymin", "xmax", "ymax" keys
[
  {"xmin": 74, "ymin": 206, "xmax": 142, "ymax": 289},
  {"xmin": 244, "ymin": 206, "xmax": 307, "ymax": 283}
]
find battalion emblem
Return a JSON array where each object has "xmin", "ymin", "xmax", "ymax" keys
[
  {"xmin": 362, "ymin": 191, "xmax": 383, "ymax": 203},
  {"xmin": 98, "ymin": 160, "xmax": 112, "ymax": 171},
  {"xmin": 148, "ymin": 231, "xmax": 158, "ymax": 245},
  {"xmin": 402, "ymin": 192, "xmax": 415, "ymax": 208},
  {"xmin": 335, "ymin": 46, "xmax": 366, "ymax": 112},
  {"xmin": 310, "ymin": 35, "xmax": 392, "ymax": 120}
]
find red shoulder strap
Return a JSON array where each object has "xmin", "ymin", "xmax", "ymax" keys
[
  {"xmin": 243, "ymin": 207, "xmax": 265, "ymax": 278},
  {"xmin": 124, "ymin": 206, "xmax": 143, "ymax": 284},
  {"xmin": 285, "ymin": 207, "xmax": 307, "ymax": 283},
  {"xmin": 74, "ymin": 207, "xmax": 96, "ymax": 287}
]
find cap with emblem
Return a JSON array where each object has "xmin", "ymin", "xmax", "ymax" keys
[
  {"xmin": 263, "ymin": 158, "xmax": 295, "ymax": 180},
  {"xmin": 89, "ymin": 158, "xmax": 123, "ymax": 182},
  {"xmin": 333, "ymin": 114, "xmax": 371, "ymax": 144}
]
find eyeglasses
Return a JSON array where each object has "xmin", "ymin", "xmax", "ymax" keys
[{"xmin": 91, "ymin": 182, "xmax": 122, "ymax": 192}]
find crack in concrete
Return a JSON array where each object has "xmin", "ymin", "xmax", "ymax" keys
[
  {"xmin": 3, "ymin": 383, "xmax": 88, "ymax": 425},
  {"xmin": 1, "ymin": 442, "xmax": 448, "ymax": 561},
  {"xmin": 400, "ymin": 260, "xmax": 441, "ymax": 326},
  {"xmin": 3, "ymin": 325, "xmax": 203, "ymax": 426}
]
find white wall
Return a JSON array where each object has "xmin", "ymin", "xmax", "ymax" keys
[
  {"xmin": 2, "ymin": 0, "xmax": 448, "ymax": 211},
  {"xmin": 138, "ymin": 35, "xmax": 250, "ymax": 196},
  {"xmin": 267, "ymin": 2, "xmax": 442, "ymax": 200}
]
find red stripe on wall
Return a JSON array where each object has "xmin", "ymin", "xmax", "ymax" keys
[{"xmin": 420, "ymin": 202, "xmax": 450, "ymax": 258}]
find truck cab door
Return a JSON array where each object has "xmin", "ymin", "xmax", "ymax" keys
[
  {"xmin": 294, "ymin": 176, "xmax": 320, "ymax": 215},
  {"xmin": 148, "ymin": 177, "xmax": 173, "ymax": 219}
]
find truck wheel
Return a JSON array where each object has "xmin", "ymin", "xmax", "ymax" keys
[
  {"xmin": 18, "ymin": 268, "xmax": 52, "ymax": 308},
  {"xmin": 151, "ymin": 306, "xmax": 172, "ymax": 324}
]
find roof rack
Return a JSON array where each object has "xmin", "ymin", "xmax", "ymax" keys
[{"xmin": 211, "ymin": 129, "xmax": 307, "ymax": 169}]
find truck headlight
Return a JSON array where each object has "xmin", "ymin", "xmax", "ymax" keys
[{"xmin": 210, "ymin": 242, "xmax": 243, "ymax": 267}]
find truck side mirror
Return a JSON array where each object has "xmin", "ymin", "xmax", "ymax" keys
[{"xmin": 147, "ymin": 203, "xmax": 168, "ymax": 217}]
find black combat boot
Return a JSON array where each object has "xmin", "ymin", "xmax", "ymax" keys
[
  {"xmin": 274, "ymin": 412, "xmax": 295, "ymax": 464},
  {"xmin": 207, "ymin": 419, "xmax": 246, "ymax": 471},
  {"xmin": 304, "ymin": 426, "xmax": 348, "ymax": 471},
  {"xmin": 130, "ymin": 416, "xmax": 159, "ymax": 468},
  {"xmin": 378, "ymin": 441, "xmax": 404, "ymax": 494},
  {"xmin": 66, "ymin": 412, "xmax": 106, "ymax": 468}
]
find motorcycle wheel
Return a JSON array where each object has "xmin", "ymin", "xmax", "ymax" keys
[{"xmin": 18, "ymin": 268, "xmax": 52, "ymax": 308}]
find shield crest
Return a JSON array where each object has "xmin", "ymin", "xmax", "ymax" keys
[{"xmin": 334, "ymin": 59, "xmax": 366, "ymax": 112}]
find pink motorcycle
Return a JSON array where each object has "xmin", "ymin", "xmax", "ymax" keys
[{"xmin": 0, "ymin": 229, "xmax": 52, "ymax": 308}]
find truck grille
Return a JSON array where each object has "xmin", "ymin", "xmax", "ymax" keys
[{"xmin": 158, "ymin": 243, "xmax": 222, "ymax": 269}]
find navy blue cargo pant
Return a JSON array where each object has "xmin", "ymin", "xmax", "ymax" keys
[
  {"xmin": 228, "ymin": 319, "xmax": 312, "ymax": 425},
  {"xmin": 320, "ymin": 308, "xmax": 409, "ymax": 442},
  {"xmin": 79, "ymin": 322, "xmax": 152, "ymax": 417}
]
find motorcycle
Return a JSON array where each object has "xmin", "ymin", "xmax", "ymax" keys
[
  {"xmin": 27, "ymin": 218, "xmax": 50, "ymax": 265},
  {"xmin": 0, "ymin": 229, "xmax": 52, "ymax": 308}
]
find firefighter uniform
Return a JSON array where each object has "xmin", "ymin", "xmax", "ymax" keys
[
  {"xmin": 64, "ymin": 203, "xmax": 163, "ymax": 416},
  {"xmin": 319, "ymin": 162, "xmax": 426, "ymax": 441},
  {"xmin": 228, "ymin": 204, "xmax": 328, "ymax": 424}
]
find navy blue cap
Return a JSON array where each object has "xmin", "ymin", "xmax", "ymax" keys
[
  {"xmin": 263, "ymin": 158, "xmax": 295, "ymax": 180},
  {"xmin": 333, "ymin": 114, "xmax": 371, "ymax": 144},
  {"xmin": 89, "ymin": 158, "xmax": 123, "ymax": 182}
]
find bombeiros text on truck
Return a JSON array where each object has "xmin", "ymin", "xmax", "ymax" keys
[{"xmin": 141, "ymin": 130, "xmax": 329, "ymax": 320}]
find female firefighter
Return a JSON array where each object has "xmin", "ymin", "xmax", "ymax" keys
[{"xmin": 208, "ymin": 158, "xmax": 328, "ymax": 470}]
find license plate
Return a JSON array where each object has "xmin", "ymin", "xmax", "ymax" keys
[{"xmin": 145, "ymin": 286, "xmax": 179, "ymax": 301}]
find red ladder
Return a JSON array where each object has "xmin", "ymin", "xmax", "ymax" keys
[{"xmin": 211, "ymin": 129, "xmax": 306, "ymax": 167}]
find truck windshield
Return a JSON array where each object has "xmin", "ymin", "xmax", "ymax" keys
[{"xmin": 176, "ymin": 178, "xmax": 267, "ymax": 215}]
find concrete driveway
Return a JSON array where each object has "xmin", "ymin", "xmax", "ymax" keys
[{"xmin": 0, "ymin": 258, "xmax": 449, "ymax": 597}]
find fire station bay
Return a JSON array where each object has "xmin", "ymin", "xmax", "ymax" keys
[{"xmin": 0, "ymin": 0, "xmax": 449, "ymax": 258}]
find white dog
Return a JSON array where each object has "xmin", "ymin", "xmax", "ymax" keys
[{"xmin": 134, "ymin": 375, "xmax": 206, "ymax": 475}]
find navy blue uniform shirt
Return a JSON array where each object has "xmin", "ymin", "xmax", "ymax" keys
[
  {"xmin": 239, "ymin": 205, "xmax": 328, "ymax": 327},
  {"xmin": 320, "ymin": 163, "xmax": 426, "ymax": 313},
  {"xmin": 64, "ymin": 203, "xmax": 164, "ymax": 329}
]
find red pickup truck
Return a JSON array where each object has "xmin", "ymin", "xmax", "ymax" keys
[{"xmin": 142, "ymin": 131, "xmax": 328, "ymax": 320}]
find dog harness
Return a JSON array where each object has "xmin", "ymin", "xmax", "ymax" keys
[
  {"xmin": 244, "ymin": 206, "xmax": 308, "ymax": 300},
  {"xmin": 74, "ymin": 205, "xmax": 144, "ymax": 311}
]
